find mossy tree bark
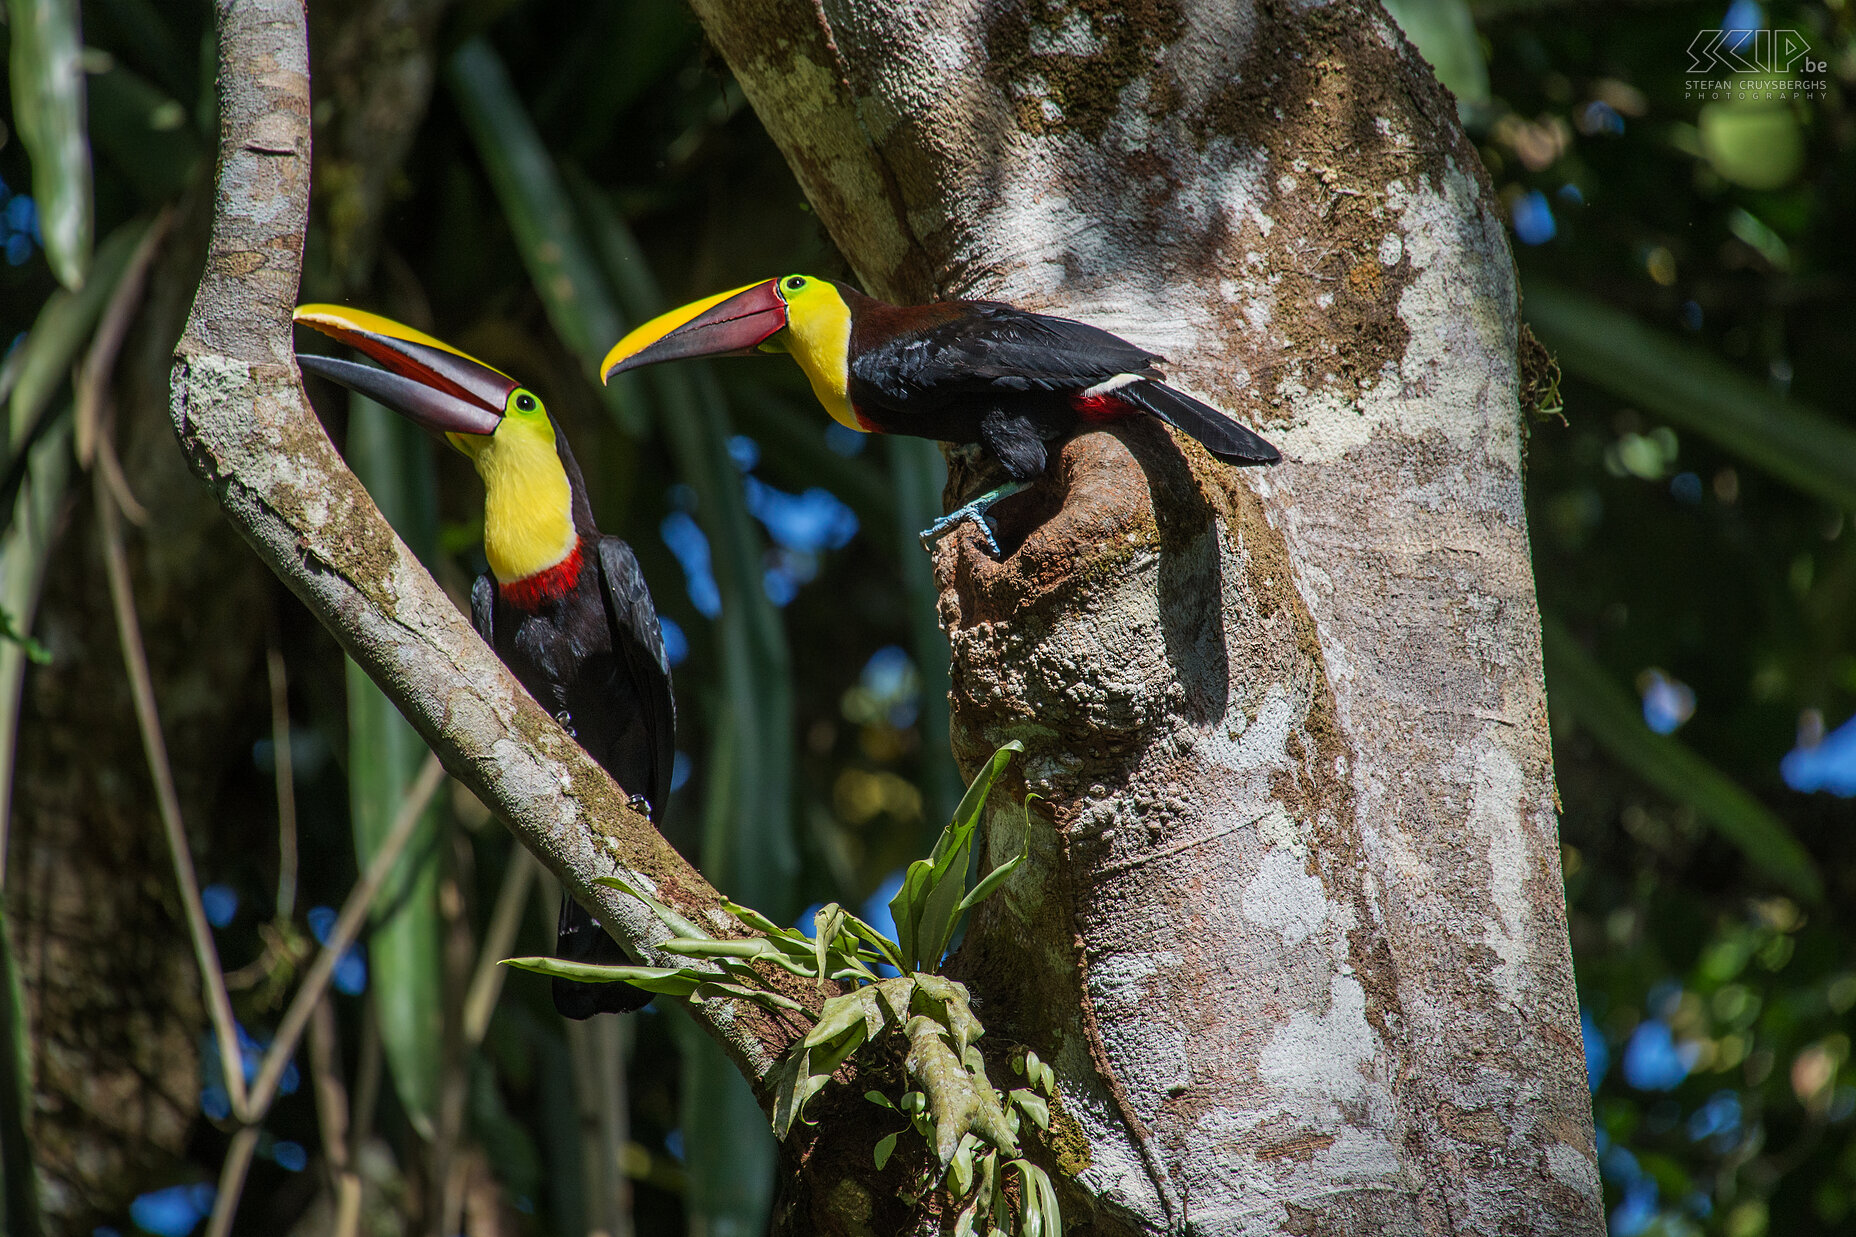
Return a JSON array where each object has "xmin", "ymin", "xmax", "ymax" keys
[{"xmin": 689, "ymin": 2, "xmax": 1602, "ymax": 1234}]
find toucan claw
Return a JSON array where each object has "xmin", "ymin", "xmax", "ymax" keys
[{"xmin": 918, "ymin": 481, "xmax": 1027, "ymax": 558}]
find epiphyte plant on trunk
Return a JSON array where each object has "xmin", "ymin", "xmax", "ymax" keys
[
  {"xmin": 600, "ymin": 275, "xmax": 1281, "ymax": 555},
  {"xmin": 506, "ymin": 741, "xmax": 1064, "ymax": 1237},
  {"xmin": 293, "ymin": 305, "xmax": 675, "ymax": 1018}
]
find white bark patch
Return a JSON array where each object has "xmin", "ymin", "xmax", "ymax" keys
[
  {"xmin": 1470, "ymin": 741, "xmax": 1530, "ymax": 1006},
  {"xmin": 1241, "ymin": 847, "xmax": 1327, "ymax": 946},
  {"xmin": 1259, "ymin": 974, "xmax": 1375, "ymax": 1100},
  {"xmin": 1204, "ymin": 681, "xmax": 1293, "ymax": 772},
  {"xmin": 1027, "ymin": 8, "xmax": 1101, "ymax": 55},
  {"xmin": 1278, "ymin": 158, "xmax": 1514, "ymax": 463},
  {"xmin": 1548, "ymin": 1142, "xmax": 1602, "ymax": 1198}
]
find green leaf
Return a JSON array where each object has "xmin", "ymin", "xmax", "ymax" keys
[
  {"xmin": 1524, "ymin": 281, "xmax": 1856, "ymax": 513},
  {"xmin": 873, "ymin": 1131, "xmax": 899, "ymax": 1170},
  {"xmin": 1009, "ymin": 1089, "xmax": 1050, "ymax": 1131},
  {"xmin": 956, "ymin": 822, "xmax": 1028, "ymax": 915},
  {"xmin": 660, "ymin": 937, "xmax": 782, "ymax": 961},
  {"xmin": 721, "ymin": 898, "xmax": 788, "ymax": 937},
  {"xmin": 839, "ymin": 908, "xmax": 906, "ymax": 970},
  {"xmin": 948, "ymin": 1133, "xmax": 976, "ymax": 1197},
  {"xmin": 892, "ymin": 742, "xmax": 1023, "ymax": 971},
  {"xmin": 692, "ymin": 980, "xmax": 805, "ymax": 1013},
  {"xmin": 501, "ymin": 957, "xmax": 701, "ymax": 996},
  {"xmin": 7, "ymin": 0, "xmax": 93, "ymax": 289},
  {"xmin": 344, "ymin": 393, "xmax": 443, "ymax": 1139},
  {"xmin": 6, "ymin": 220, "xmax": 145, "ymax": 448},
  {"xmin": 594, "ymin": 874, "xmax": 711, "ymax": 940},
  {"xmin": 1542, "ymin": 616, "xmax": 1822, "ymax": 902},
  {"xmin": 864, "ymin": 1089, "xmax": 896, "ymax": 1110},
  {"xmin": 903, "ymin": 1015, "xmax": 1015, "ymax": 1164},
  {"xmin": 1012, "ymin": 1160, "xmax": 1044, "ymax": 1237},
  {"xmin": 446, "ymin": 39, "xmax": 644, "ymax": 436},
  {"xmin": 0, "ymin": 609, "xmax": 50, "ymax": 666},
  {"xmin": 1380, "ymin": 0, "xmax": 1489, "ymax": 110},
  {"xmin": 940, "ymin": 741, "xmax": 1025, "ymax": 865},
  {"xmin": 813, "ymin": 902, "xmax": 845, "ymax": 985}
]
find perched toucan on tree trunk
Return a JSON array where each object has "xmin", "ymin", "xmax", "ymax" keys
[
  {"xmin": 294, "ymin": 306, "xmax": 674, "ymax": 1018},
  {"xmin": 600, "ymin": 276, "xmax": 1281, "ymax": 553}
]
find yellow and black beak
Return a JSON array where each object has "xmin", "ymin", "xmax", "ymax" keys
[
  {"xmin": 599, "ymin": 279, "xmax": 787, "ymax": 383},
  {"xmin": 294, "ymin": 305, "xmax": 513, "ymax": 438}
]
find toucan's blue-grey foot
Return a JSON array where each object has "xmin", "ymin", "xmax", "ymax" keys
[{"xmin": 918, "ymin": 481, "xmax": 1028, "ymax": 557}]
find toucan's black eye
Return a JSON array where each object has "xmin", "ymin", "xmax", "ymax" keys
[
  {"xmin": 785, "ymin": 276, "xmax": 806, "ymax": 291},
  {"xmin": 515, "ymin": 393, "xmax": 537, "ymax": 412}
]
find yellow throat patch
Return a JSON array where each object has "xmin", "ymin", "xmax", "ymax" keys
[
  {"xmin": 772, "ymin": 278, "xmax": 860, "ymax": 432},
  {"xmin": 450, "ymin": 391, "xmax": 577, "ymax": 584}
]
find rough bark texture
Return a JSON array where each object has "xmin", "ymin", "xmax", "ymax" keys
[
  {"xmin": 689, "ymin": 1, "xmax": 1600, "ymax": 1234},
  {"xmin": 168, "ymin": 0, "xmax": 816, "ymax": 1101}
]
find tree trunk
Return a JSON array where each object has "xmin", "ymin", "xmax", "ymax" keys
[{"xmin": 690, "ymin": 2, "xmax": 1600, "ymax": 1233}]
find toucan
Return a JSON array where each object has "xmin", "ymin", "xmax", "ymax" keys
[
  {"xmin": 294, "ymin": 305, "xmax": 674, "ymax": 1019},
  {"xmin": 600, "ymin": 276, "xmax": 1281, "ymax": 553}
]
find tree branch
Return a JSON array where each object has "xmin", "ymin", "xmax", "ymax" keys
[{"xmin": 169, "ymin": 0, "xmax": 811, "ymax": 1094}]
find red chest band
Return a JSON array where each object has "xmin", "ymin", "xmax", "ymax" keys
[{"xmin": 500, "ymin": 540, "xmax": 585, "ymax": 611}]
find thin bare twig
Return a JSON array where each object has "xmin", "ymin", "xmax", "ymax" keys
[
  {"xmin": 96, "ymin": 476, "xmax": 249, "ymax": 1120},
  {"xmin": 75, "ymin": 207, "xmax": 171, "ymax": 472},
  {"xmin": 308, "ymin": 997, "xmax": 363, "ymax": 1237},
  {"xmin": 266, "ymin": 636, "xmax": 299, "ymax": 921},
  {"xmin": 247, "ymin": 752, "xmax": 446, "ymax": 1115},
  {"xmin": 207, "ymin": 753, "xmax": 447, "ymax": 1237},
  {"xmin": 461, "ymin": 845, "xmax": 539, "ymax": 1048},
  {"xmin": 204, "ymin": 1126, "xmax": 261, "ymax": 1237}
]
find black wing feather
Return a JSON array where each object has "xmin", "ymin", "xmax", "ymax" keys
[
  {"xmin": 857, "ymin": 304, "xmax": 1161, "ymax": 406},
  {"xmin": 595, "ymin": 536, "xmax": 676, "ymax": 820},
  {"xmin": 469, "ymin": 572, "xmax": 495, "ymax": 645}
]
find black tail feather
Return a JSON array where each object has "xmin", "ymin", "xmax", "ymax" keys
[
  {"xmin": 1122, "ymin": 379, "xmax": 1280, "ymax": 465},
  {"xmin": 552, "ymin": 896, "xmax": 655, "ymax": 1019}
]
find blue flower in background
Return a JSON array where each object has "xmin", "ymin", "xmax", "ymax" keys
[
  {"xmin": 825, "ymin": 421, "xmax": 866, "ymax": 457},
  {"xmin": 1670, "ymin": 472, "xmax": 1703, "ymax": 505},
  {"xmin": 1598, "ymin": 1140, "xmax": 1660, "ymax": 1236},
  {"xmin": 0, "ymin": 176, "xmax": 41, "ymax": 267},
  {"xmin": 660, "ymin": 511, "xmax": 722, "ymax": 619},
  {"xmin": 201, "ymin": 884, "xmax": 238, "ymax": 928},
  {"xmin": 1581, "ymin": 1008, "xmax": 1609, "ymax": 1091},
  {"xmin": 727, "ymin": 434, "xmax": 761, "ymax": 471},
  {"xmin": 269, "ymin": 1139, "xmax": 307, "ymax": 1172},
  {"xmin": 664, "ymin": 1127, "xmax": 685, "ymax": 1162},
  {"xmin": 1639, "ymin": 670, "xmax": 1696, "ymax": 735},
  {"xmin": 671, "ymin": 751, "xmax": 691, "ymax": 793},
  {"xmin": 1580, "ymin": 101, "xmax": 1624, "ymax": 136},
  {"xmin": 307, "ymin": 905, "xmax": 368, "ymax": 995},
  {"xmin": 1610, "ymin": 1178, "xmax": 1660, "ymax": 1237},
  {"xmin": 1623, "ymin": 1017, "xmax": 1699, "ymax": 1091},
  {"xmin": 128, "ymin": 1183, "xmax": 215, "ymax": 1237},
  {"xmin": 744, "ymin": 476, "xmax": 858, "ymax": 555},
  {"xmin": 1511, "ymin": 191, "xmax": 1556, "ymax": 246},
  {"xmin": 1781, "ymin": 712, "xmax": 1856, "ymax": 797},
  {"xmin": 1680, "ymin": 300, "xmax": 1704, "ymax": 332},
  {"xmin": 1688, "ymin": 1089, "xmax": 1742, "ymax": 1149},
  {"xmin": 1722, "ymin": 0, "xmax": 1762, "ymax": 53},
  {"xmin": 657, "ymin": 614, "xmax": 688, "ymax": 667}
]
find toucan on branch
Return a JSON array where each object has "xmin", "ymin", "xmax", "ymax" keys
[{"xmin": 165, "ymin": 0, "xmax": 814, "ymax": 1093}]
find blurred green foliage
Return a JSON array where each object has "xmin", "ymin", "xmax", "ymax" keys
[
  {"xmin": 1451, "ymin": 2, "xmax": 1856, "ymax": 1232},
  {"xmin": 2, "ymin": 0, "xmax": 1855, "ymax": 1233}
]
